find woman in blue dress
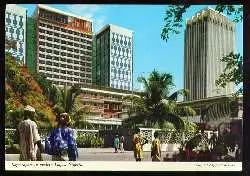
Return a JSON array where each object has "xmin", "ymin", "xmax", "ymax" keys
[{"xmin": 46, "ymin": 113, "xmax": 78, "ymax": 161}]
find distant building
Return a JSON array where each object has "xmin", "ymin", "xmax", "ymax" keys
[
  {"xmin": 184, "ymin": 7, "xmax": 236, "ymax": 101},
  {"xmin": 26, "ymin": 17, "xmax": 36, "ymax": 74},
  {"xmin": 92, "ymin": 24, "xmax": 133, "ymax": 91},
  {"xmin": 32, "ymin": 4, "xmax": 93, "ymax": 87},
  {"xmin": 5, "ymin": 4, "xmax": 27, "ymax": 65},
  {"xmin": 177, "ymin": 95, "xmax": 243, "ymax": 133}
]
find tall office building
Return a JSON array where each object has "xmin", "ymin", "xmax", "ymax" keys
[
  {"xmin": 184, "ymin": 7, "xmax": 235, "ymax": 101},
  {"xmin": 5, "ymin": 4, "xmax": 27, "ymax": 65},
  {"xmin": 33, "ymin": 4, "xmax": 93, "ymax": 87},
  {"xmin": 93, "ymin": 24, "xmax": 133, "ymax": 91}
]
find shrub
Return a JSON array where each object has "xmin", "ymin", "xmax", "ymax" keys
[
  {"xmin": 5, "ymin": 144, "xmax": 20, "ymax": 154},
  {"xmin": 76, "ymin": 134, "xmax": 104, "ymax": 148}
]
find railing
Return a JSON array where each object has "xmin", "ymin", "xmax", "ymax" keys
[
  {"xmin": 139, "ymin": 128, "xmax": 217, "ymax": 152},
  {"xmin": 5, "ymin": 128, "xmax": 99, "ymax": 144}
]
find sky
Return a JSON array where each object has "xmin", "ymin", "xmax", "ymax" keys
[{"xmin": 18, "ymin": 4, "xmax": 243, "ymax": 93}]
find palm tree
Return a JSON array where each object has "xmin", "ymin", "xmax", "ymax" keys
[
  {"xmin": 55, "ymin": 84, "xmax": 82, "ymax": 114},
  {"xmin": 127, "ymin": 69, "xmax": 196, "ymax": 130}
]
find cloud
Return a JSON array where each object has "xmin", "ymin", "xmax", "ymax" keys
[
  {"xmin": 94, "ymin": 16, "xmax": 107, "ymax": 32},
  {"xmin": 65, "ymin": 4, "xmax": 107, "ymax": 32},
  {"xmin": 66, "ymin": 4, "xmax": 101, "ymax": 20}
]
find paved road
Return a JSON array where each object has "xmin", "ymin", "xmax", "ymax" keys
[{"xmin": 5, "ymin": 148, "xmax": 173, "ymax": 161}]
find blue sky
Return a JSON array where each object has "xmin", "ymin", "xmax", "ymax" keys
[{"xmin": 18, "ymin": 4, "xmax": 243, "ymax": 93}]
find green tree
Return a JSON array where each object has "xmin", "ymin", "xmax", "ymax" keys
[
  {"xmin": 216, "ymin": 52, "xmax": 243, "ymax": 96},
  {"xmin": 54, "ymin": 84, "xmax": 83, "ymax": 114},
  {"xmin": 161, "ymin": 5, "xmax": 242, "ymax": 43},
  {"xmin": 126, "ymin": 70, "xmax": 196, "ymax": 130}
]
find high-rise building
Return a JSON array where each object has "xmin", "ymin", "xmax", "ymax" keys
[
  {"xmin": 26, "ymin": 17, "xmax": 36, "ymax": 74},
  {"xmin": 92, "ymin": 24, "xmax": 133, "ymax": 91},
  {"xmin": 184, "ymin": 7, "xmax": 235, "ymax": 101},
  {"xmin": 33, "ymin": 4, "xmax": 93, "ymax": 87},
  {"xmin": 5, "ymin": 4, "xmax": 27, "ymax": 65}
]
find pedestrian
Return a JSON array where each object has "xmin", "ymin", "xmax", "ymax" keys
[
  {"xmin": 114, "ymin": 134, "xmax": 120, "ymax": 153},
  {"xmin": 45, "ymin": 113, "xmax": 78, "ymax": 161},
  {"xmin": 133, "ymin": 128, "xmax": 148, "ymax": 162},
  {"xmin": 18, "ymin": 105, "xmax": 43, "ymax": 161},
  {"xmin": 120, "ymin": 135, "xmax": 125, "ymax": 153},
  {"xmin": 151, "ymin": 131, "xmax": 161, "ymax": 162},
  {"xmin": 209, "ymin": 130, "xmax": 218, "ymax": 150}
]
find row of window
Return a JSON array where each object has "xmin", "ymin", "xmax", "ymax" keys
[
  {"xmin": 111, "ymin": 84, "xmax": 131, "ymax": 90},
  {"xmin": 38, "ymin": 32, "xmax": 92, "ymax": 46},
  {"xmin": 38, "ymin": 46, "xmax": 92, "ymax": 58},
  {"xmin": 38, "ymin": 59, "xmax": 92, "ymax": 70},
  {"xmin": 39, "ymin": 25, "xmax": 92, "ymax": 40},
  {"xmin": 38, "ymin": 66, "xmax": 92, "ymax": 77},
  {"xmin": 39, "ymin": 53, "xmax": 91, "ymax": 64},
  {"xmin": 51, "ymin": 80, "xmax": 92, "ymax": 86},
  {"xmin": 39, "ymin": 21, "xmax": 92, "ymax": 39}
]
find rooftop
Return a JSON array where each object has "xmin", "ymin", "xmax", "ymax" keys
[
  {"xmin": 37, "ymin": 4, "xmax": 93, "ymax": 22},
  {"xmin": 96, "ymin": 24, "xmax": 134, "ymax": 36}
]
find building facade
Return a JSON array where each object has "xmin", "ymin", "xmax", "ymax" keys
[
  {"xmin": 93, "ymin": 24, "xmax": 133, "ymax": 91},
  {"xmin": 5, "ymin": 4, "xmax": 27, "ymax": 65},
  {"xmin": 26, "ymin": 17, "xmax": 36, "ymax": 74},
  {"xmin": 184, "ymin": 7, "xmax": 235, "ymax": 101},
  {"xmin": 33, "ymin": 4, "xmax": 93, "ymax": 87}
]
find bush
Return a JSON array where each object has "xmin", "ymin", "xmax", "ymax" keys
[
  {"xmin": 76, "ymin": 134, "xmax": 104, "ymax": 148},
  {"xmin": 5, "ymin": 144, "xmax": 20, "ymax": 154}
]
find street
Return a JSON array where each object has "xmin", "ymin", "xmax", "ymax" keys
[{"xmin": 5, "ymin": 148, "xmax": 172, "ymax": 161}]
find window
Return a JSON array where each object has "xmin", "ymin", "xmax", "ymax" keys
[
  {"xmin": 47, "ymin": 37, "xmax": 52, "ymax": 41},
  {"xmin": 39, "ymin": 41, "xmax": 45, "ymax": 46},
  {"xmin": 54, "ymin": 62, "xmax": 59, "ymax": 67},
  {"xmin": 54, "ymin": 57, "xmax": 59, "ymax": 61},
  {"xmin": 61, "ymin": 46, "xmax": 66, "ymax": 50},
  {"xmin": 54, "ymin": 33, "xmax": 60, "ymax": 37},
  {"xmin": 54, "ymin": 68, "xmax": 59, "ymax": 73},
  {"xmin": 39, "ymin": 47, "xmax": 45, "ymax": 52},
  {"xmin": 54, "ymin": 26, "xmax": 60, "ymax": 31},
  {"xmin": 60, "ymin": 57, "xmax": 66, "ymax": 62},
  {"xmin": 74, "ymin": 66, "xmax": 79, "ymax": 70},
  {"xmin": 46, "ymin": 67, "xmax": 52, "ymax": 71},
  {"xmin": 39, "ymin": 54, "xmax": 45, "ymax": 58},
  {"xmin": 39, "ymin": 66, "xmax": 45, "ymax": 70},
  {"xmin": 39, "ymin": 60, "xmax": 45, "ymax": 64},
  {"xmin": 53, "ymin": 75, "xmax": 59, "ymax": 79},
  {"xmin": 61, "ymin": 40, "xmax": 67, "ymax": 44},
  {"xmin": 68, "ymin": 65, "xmax": 73, "ymax": 69},
  {"xmin": 47, "ymin": 43, "xmax": 52, "ymax": 47},
  {"xmin": 39, "ymin": 35, "xmax": 45, "ymax": 39},
  {"xmin": 54, "ymin": 38, "xmax": 59, "ymax": 43},
  {"xmin": 46, "ymin": 60, "xmax": 52, "ymax": 65},
  {"xmin": 61, "ymin": 70, "xmax": 66, "ymax": 74},
  {"xmin": 61, "ymin": 64, "xmax": 66, "ymax": 68},
  {"xmin": 47, "ymin": 49, "xmax": 52, "ymax": 53},
  {"xmin": 47, "ymin": 31, "xmax": 53, "ymax": 35},
  {"xmin": 54, "ymin": 51, "xmax": 59, "ymax": 55}
]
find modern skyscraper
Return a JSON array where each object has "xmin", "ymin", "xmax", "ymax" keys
[
  {"xmin": 5, "ymin": 4, "xmax": 27, "ymax": 65},
  {"xmin": 184, "ymin": 7, "xmax": 235, "ymax": 101},
  {"xmin": 26, "ymin": 17, "xmax": 36, "ymax": 74},
  {"xmin": 33, "ymin": 4, "xmax": 93, "ymax": 87},
  {"xmin": 93, "ymin": 24, "xmax": 133, "ymax": 91}
]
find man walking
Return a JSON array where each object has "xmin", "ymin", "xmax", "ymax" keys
[
  {"xmin": 120, "ymin": 135, "xmax": 125, "ymax": 153},
  {"xmin": 18, "ymin": 105, "xmax": 43, "ymax": 161},
  {"xmin": 151, "ymin": 131, "xmax": 161, "ymax": 162}
]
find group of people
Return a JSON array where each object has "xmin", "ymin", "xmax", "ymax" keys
[
  {"xmin": 132, "ymin": 128, "xmax": 161, "ymax": 162},
  {"xmin": 17, "ymin": 105, "xmax": 78, "ymax": 161},
  {"xmin": 17, "ymin": 105, "xmax": 162, "ymax": 162},
  {"xmin": 113, "ymin": 134, "xmax": 125, "ymax": 153}
]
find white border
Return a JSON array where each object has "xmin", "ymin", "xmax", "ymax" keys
[{"xmin": 5, "ymin": 161, "xmax": 242, "ymax": 171}]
